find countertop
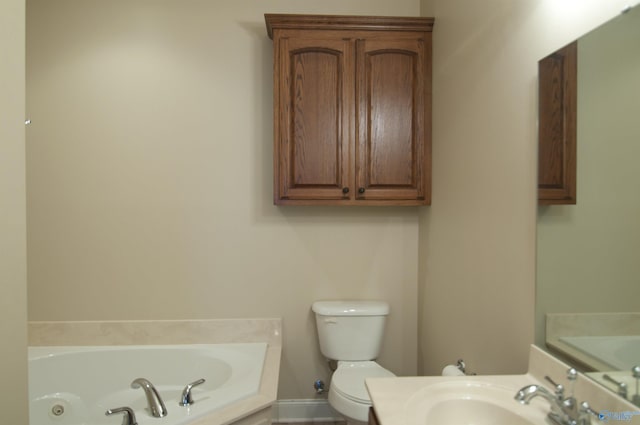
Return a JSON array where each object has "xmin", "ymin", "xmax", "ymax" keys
[{"xmin": 366, "ymin": 345, "xmax": 639, "ymax": 425}]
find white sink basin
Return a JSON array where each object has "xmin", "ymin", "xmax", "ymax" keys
[{"xmin": 403, "ymin": 380, "xmax": 550, "ymax": 425}]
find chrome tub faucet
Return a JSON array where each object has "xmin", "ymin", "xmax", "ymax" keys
[{"xmin": 131, "ymin": 377, "xmax": 168, "ymax": 418}]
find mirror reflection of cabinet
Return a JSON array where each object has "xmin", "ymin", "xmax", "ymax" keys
[
  {"xmin": 538, "ymin": 41, "xmax": 577, "ymax": 205},
  {"xmin": 536, "ymin": 3, "xmax": 640, "ymax": 404},
  {"xmin": 265, "ymin": 14, "xmax": 434, "ymax": 206}
]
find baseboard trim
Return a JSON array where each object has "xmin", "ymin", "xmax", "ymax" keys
[{"xmin": 272, "ymin": 399, "xmax": 343, "ymax": 423}]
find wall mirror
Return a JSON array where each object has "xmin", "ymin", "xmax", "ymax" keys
[{"xmin": 536, "ymin": 4, "xmax": 640, "ymax": 403}]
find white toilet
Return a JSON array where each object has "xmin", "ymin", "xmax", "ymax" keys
[{"xmin": 312, "ymin": 300, "xmax": 395, "ymax": 425}]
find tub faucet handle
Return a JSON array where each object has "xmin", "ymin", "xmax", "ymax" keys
[
  {"xmin": 180, "ymin": 378, "xmax": 206, "ymax": 406},
  {"xmin": 106, "ymin": 406, "xmax": 138, "ymax": 425},
  {"xmin": 603, "ymin": 374, "xmax": 628, "ymax": 398}
]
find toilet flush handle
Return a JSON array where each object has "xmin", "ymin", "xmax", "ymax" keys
[{"xmin": 324, "ymin": 318, "xmax": 338, "ymax": 324}]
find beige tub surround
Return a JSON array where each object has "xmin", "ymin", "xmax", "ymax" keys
[
  {"xmin": 28, "ymin": 318, "xmax": 282, "ymax": 346},
  {"xmin": 546, "ymin": 313, "xmax": 640, "ymax": 371},
  {"xmin": 367, "ymin": 345, "xmax": 637, "ymax": 425},
  {"xmin": 28, "ymin": 319, "xmax": 281, "ymax": 425}
]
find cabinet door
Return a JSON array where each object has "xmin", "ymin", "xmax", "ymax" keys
[
  {"xmin": 356, "ymin": 35, "xmax": 431, "ymax": 204},
  {"xmin": 274, "ymin": 34, "xmax": 353, "ymax": 204}
]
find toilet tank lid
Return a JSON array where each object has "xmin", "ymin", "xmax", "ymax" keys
[{"xmin": 312, "ymin": 301, "xmax": 389, "ymax": 316}]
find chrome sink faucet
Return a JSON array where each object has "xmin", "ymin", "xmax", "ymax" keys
[
  {"xmin": 131, "ymin": 377, "xmax": 168, "ymax": 418},
  {"xmin": 514, "ymin": 368, "xmax": 599, "ymax": 425},
  {"xmin": 515, "ymin": 383, "xmax": 568, "ymax": 422}
]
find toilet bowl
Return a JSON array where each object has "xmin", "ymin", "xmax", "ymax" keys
[
  {"xmin": 312, "ymin": 301, "xmax": 395, "ymax": 425},
  {"xmin": 329, "ymin": 361, "xmax": 395, "ymax": 424}
]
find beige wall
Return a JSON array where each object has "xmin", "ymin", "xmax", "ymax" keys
[
  {"xmin": 418, "ymin": 0, "xmax": 632, "ymax": 375},
  {"xmin": 536, "ymin": 8, "xmax": 640, "ymax": 345},
  {"xmin": 26, "ymin": 0, "xmax": 420, "ymax": 399},
  {"xmin": 0, "ymin": 0, "xmax": 28, "ymax": 422},
  {"xmin": 24, "ymin": 0, "xmax": 636, "ymax": 409}
]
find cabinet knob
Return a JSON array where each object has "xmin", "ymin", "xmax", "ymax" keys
[
  {"xmin": 358, "ymin": 187, "xmax": 365, "ymax": 194},
  {"xmin": 342, "ymin": 187, "xmax": 349, "ymax": 194}
]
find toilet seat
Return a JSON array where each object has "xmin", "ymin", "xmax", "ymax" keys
[{"xmin": 331, "ymin": 361, "xmax": 395, "ymax": 404}]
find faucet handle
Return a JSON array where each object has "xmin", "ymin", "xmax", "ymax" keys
[
  {"xmin": 544, "ymin": 375, "xmax": 565, "ymax": 398},
  {"xmin": 578, "ymin": 401, "xmax": 599, "ymax": 425},
  {"xmin": 106, "ymin": 407, "xmax": 138, "ymax": 425},
  {"xmin": 180, "ymin": 378, "xmax": 206, "ymax": 406},
  {"xmin": 566, "ymin": 367, "xmax": 578, "ymax": 397},
  {"xmin": 632, "ymin": 366, "xmax": 640, "ymax": 406},
  {"xmin": 603, "ymin": 374, "xmax": 628, "ymax": 398}
]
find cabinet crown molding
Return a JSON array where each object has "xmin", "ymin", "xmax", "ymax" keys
[{"xmin": 265, "ymin": 14, "xmax": 434, "ymax": 39}]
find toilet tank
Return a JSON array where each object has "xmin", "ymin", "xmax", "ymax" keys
[{"xmin": 312, "ymin": 300, "xmax": 389, "ymax": 361}]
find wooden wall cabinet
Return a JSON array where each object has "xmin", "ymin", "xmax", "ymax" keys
[
  {"xmin": 265, "ymin": 14, "xmax": 434, "ymax": 206},
  {"xmin": 538, "ymin": 41, "xmax": 577, "ymax": 205}
]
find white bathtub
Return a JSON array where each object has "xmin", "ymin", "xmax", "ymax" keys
[
  {"xmin": 28, "ymin": 343, "xmax": 268, "ymax": 425},
  {"xmin": 559, "ymin": 335, "xmax": 640, "ymax": 370}
]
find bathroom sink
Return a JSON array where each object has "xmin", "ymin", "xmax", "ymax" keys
[
  {"xmin": 403, "ymin": 380, "xmax": 550, "ymax": 425},
  {"xmin": 418, "ymin": 398, "xmax": 545, "ymax": 425}
]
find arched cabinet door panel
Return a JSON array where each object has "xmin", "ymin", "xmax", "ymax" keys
[
  {"xmin": 277, "ymin": 37, "xmax": 352, "ymax": 202},
  {"xmin": 356, "ymin": 37, "xmax": 429, "ymax": 202}
]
